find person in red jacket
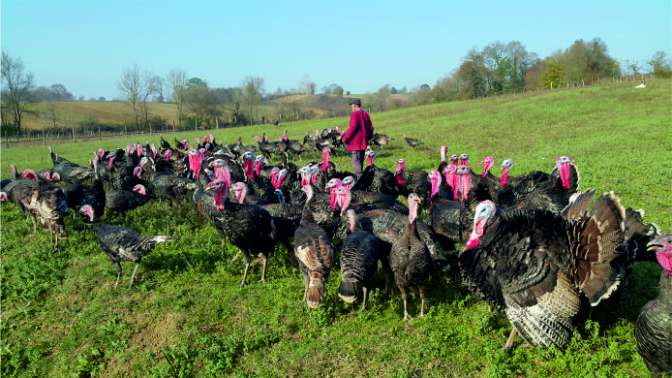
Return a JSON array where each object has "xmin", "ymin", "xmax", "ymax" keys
[{"xmin": 341, "ymin": 98, "xmax": 373, "ymax": 178}]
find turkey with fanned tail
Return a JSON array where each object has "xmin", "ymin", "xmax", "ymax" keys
[{"xmin": 459, "ymin": 190, "xmax": 628, "ymax": 349}]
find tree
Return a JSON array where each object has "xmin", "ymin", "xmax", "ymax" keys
[
  {"xmin": 33, "ymin": 83, "xmax": 74, "ymax": 102},
  {"xmin": 371, "ymin": 84, "xmax": 392, "ymax": 111},
  {"xmin": 139, "ymin": 72, "xmax": 162, "ymax": 132},
  {"xmin": 648, "ymin": 51, "xmax": 672, "ymax": 78},
  {"xmin": 322, "ymin": 83, "xmax": 344, "ymax": 96},
  {"xmin": 413, "ymin": 83, "xmax": 433, "ymax": 104},
  {"xmin": 241, "ymin": 76, "xmax": 264, "ymax": 122},
  {"xmin": 456, "ymin": 50, "xmax": 488, "ymax": 98},
  {"xmin": 118, "ymin": 65, "xmax": 142, "ymax": 126},
  {"xmin": 540, "ymin": 54, "xmax": 564, "ymax": 88},
  {"xmin": 1, "ymin": 51, "xmax": 34, "ymax": 131},
  {"xmin": 625, "ymin": 60, "xmax": 641, "ymax": 76},
  {"xmin": 166, "ymin": 69, "xmax": 187, "ymax": 128},
  {"xmin": 183, "ymin": 77, "xmax": 220, "ymax": 126},
  {"xmin": 154, "ymin": 76, "xmax": 165, "ymax": 102},
  {"xmin": 299, "ymin": 75, "xmax": 316, "ymax": 95}
]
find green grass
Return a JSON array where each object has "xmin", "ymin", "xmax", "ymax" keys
[{"xmin": 1, "ymin": 80, "xmax": 670, "ymax": 377}]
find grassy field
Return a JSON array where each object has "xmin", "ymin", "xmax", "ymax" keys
[
  {"xmin": 19, "ymin": 93, "xmax": 359, "ymax": 130},
  {"xmin": 21, "ymin": 101, "xmax": 181, "ymax": 130},
  {"xmin": 1, "ymin": 80, "xmax": 670, "ymax": 377}
]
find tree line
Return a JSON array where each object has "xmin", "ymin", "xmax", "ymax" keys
[{"xmin": 2, "ymin": 39, "xmax": 671, "ymax": 133}]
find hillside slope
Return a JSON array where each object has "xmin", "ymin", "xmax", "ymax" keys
[{"xmin": 1, "ymin": 80, "xmax": 670, "ymax": 377}]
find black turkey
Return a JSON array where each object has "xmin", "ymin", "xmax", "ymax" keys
[
  {"xmin": 459, "ymin": 191, "xmax": 628, "ymax": 350},
  {"xmin": 49, "ymin": 147, "xmax": 93, "ymax": 182},
  {"xmin": 635, "ymin": 235, "xmax": 672, "ymax": 377},
  {"xmin": 105, "ymin": 184, "xmax": 149, "ymax": 213},
  {"xmin": 496, "ymin": 156, "xmax": 579, "ymax": 213},
  {"xmin": 389, "ymin": 193, "xmax": 432, "ymax": 319},
  {"xmin": 352, "ymin": 150, "xmax": 399, "ymax": 197},
  {"xmin": 338, "ymin": 209, "xmax": 382, "ymax": 309},
  {"xmin": 207, "ymin": 164, "xmax": 277, "ymax": 286},
  {"xmin": 75, "ymin": 178, "xmax": 106, "ymax": 224},
  {"xmin": 621, "ymin": 208, "xmax": 660, "ymax": 263},
  {"xmin": 92, "ymin": 223, "xmax": 171, "ymax": 288},
  {"xmin": 337, "ymin": 177, "xmax": 406, "ymax": 214},
  {"xmin": 404, "ymin": 136, "xmax": 423, "ymax": 148},
  {"xmin": 394, "ymin": 159, "xmax": 430, "ymax": 203}
]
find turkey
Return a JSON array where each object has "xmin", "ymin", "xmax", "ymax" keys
[
  {"xmin": 429, "ymin": 198, "xmax": 465, "ymax": 248},
  {"xmin": 337, "ymin": 177, "xmax": 406, "ymax": 214},
  {"xmin": 403, "ymin": 136, "xmax": 423, "ymax": 148},
  {"xmin": 620, "ymin": 208, "xmax": 660, "ymax": 263},
  {"xmin": 105, "ymin": 184, "xmax": 149, "ymax": 213},
  {"xmin": 139, "ymin": 158, "xmax": 196, "ymax": 208},
  {"xmin": 91, "ymin": 223, "xmax": 171, "ymax": 288},
  {"xmin": 635, "ymin": 234, "xmax": 672, "ymax": 377},
  {"xmin": 300, "ymin": 183, "xmax": 340, "ymax": 236},
  {"xmin": 49, "ymin": 147, "xmax": 93, "ymax": 182},
  {"xmin": 370, "ymin": 133, "xmax": 390, "ymax": 148},
  {"xmin": 338, "ymin": 209, "xmax": 382, "ymax": 309},
  {"xmin": 6, "ymin": 178, "xmax": 68, "ymax": 249},
  {"xmin": 394, "ymin": 159, "xmax": 430, "ymax": 203},
  {"xmin": 389, "ymin": 193, "xmax": 432, "ymax": 319},
  {"xmin": 206, "ymin": 165, "xmax": 277, "ymax": 286},
  {"xmin": 293, "ymin": 204, "xmax": 335, "ymax": 309},
  {"xmin": 496, "ymin": 156, "xmax": 579, "ymax": 213},
  {"xmin": 459, "ymin": 191, "xmax": 628, "ymax": 350},
  {"xmin": 352, "ymin": 150, "xmax": 399, "ymax": 197},
  {"xmin": 74, "ymin": 178, "xmax": 106, "ymax": 224}
]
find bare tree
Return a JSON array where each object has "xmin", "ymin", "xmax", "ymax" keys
[
  {"xmin": 167, "ymin": 69, "xmax": 187, "ymax": 128},
  {"xmin": 241, "ymin": 76, "xmax": 264, "ymax": 123},
  {"xmin": 1, "ymin": 51, "xmax": 34, "ymax": 131},
  {"xmin": 118, "ymin": 65, "xmax": 142, "ymax": 126},
  {"xmin": 139, "ymin": 72, "xmax": 161, "ymax": 133},
  {"xmin": 299, "ymin": 75, "xmax": 316, "ymax": 95}
]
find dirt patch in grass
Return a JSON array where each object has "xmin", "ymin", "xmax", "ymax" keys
[{"xmin": 128, "ymin": 312, "xmax": 182, "ymax": 353}]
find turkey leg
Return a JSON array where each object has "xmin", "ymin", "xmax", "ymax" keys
[
  {"xmin": 419, "ymin": 286, "xmax": 427, "ymax": 318},
  {"xmin": 240, "ymin": 253, "xmax": 251, "ymax": 287},
  {"xmin": 399, "ymin": 287, "xmax": 411, "ymax": 320},
  {"xmin": 113, "ymin": 262, "xmax": 123, "ymax": 288},
  {"xmin": 361, "ymin": 287, "xmax": 368, "ymax": 311},
  {"xmin": 129, "ymin": 262, "xmax": 140, "ymax": 288},
  {"xmin": 504, "ymin": 327, "xmax": 518, "ymax": 350}
]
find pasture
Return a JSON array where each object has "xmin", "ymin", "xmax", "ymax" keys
[{"xmin": 1, "ymin": 80, "xmax": 670, "ymax": 377}]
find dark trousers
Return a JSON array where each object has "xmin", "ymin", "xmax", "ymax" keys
[{"xmin": 351, "ymin": 150, "xmax": 365, "ymax": 179}]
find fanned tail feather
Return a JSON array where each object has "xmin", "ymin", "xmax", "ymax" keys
[
  {"xmin": 338, "ymin": 280, "xmax": 358, "ymax": 303},
  {"xmin": 575, "ymin": 191, "xmax": 626, "ymax": 306}
]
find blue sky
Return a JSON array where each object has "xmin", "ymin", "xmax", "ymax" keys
[{"xmin": 2, "ymin": 0, "xmax": 671, "ymax": 99}]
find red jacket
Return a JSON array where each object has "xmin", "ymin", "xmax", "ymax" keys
[{"xmin": 341, "ymin": 109, "xmax": 373, "ymax": 151}]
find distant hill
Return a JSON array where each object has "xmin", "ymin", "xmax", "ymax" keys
[
  {"xmin": 21, "ymin": 101, "xmax": 180, "ymax": 130},
  {"xmin": 19, "ymin": 92, "xmax": 413, "ymax": 130}
]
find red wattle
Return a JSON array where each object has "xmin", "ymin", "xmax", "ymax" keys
[
  {"xmin": 501, "ymin": 169, "xmax": 509, "ymax": 187},
  {"xmin": 559, "ymin": 164, "xmax": 571, "ymax": 189},
  {"xmin": 465, "ymin": 239, "xmax": 480, "ymax": 250}
]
